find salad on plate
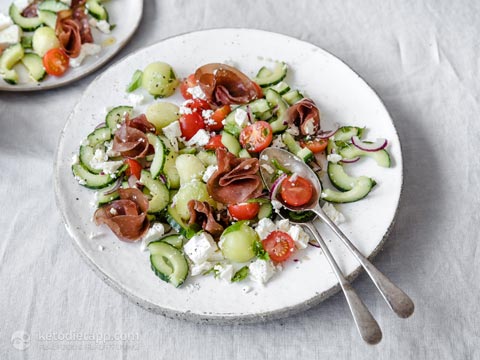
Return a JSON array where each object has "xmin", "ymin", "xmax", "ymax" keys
[
  {"xmin": 0, "ymin": 0, "xmax": 113, "ymax": 85},
  {"xmin": 71, "ymin": 60, "xmax": 392, "ymax": 288}
]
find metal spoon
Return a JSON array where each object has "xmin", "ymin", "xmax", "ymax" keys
[
  {"xmin": 278, "ymin": 210, "xmax": 382, "ymax": 344},
  {"xmin": 259, "ymin": 147, "xmax": 414, "ymax": 319}
]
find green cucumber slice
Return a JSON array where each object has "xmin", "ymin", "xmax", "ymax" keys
[
  {"xmin": 268, "ymin": 81, "xmax": 290, "ymax": 95},
  {"xmin": 95, "ymin": 181, "xmax": 120, "ymax": 206},
  {"xmin": 282, "ymin": 89, "xmax": 304, "ymax": 105},
  {"xmin": 339, "ymin": 145, "xmax": 391, "ymax": 168},
  {"xmin": 265, "ymin": 88, "xmax": 289, "ymax": 133},
  {"xmin": 140, "ymin": 170, "xmax": 170, "ymax": 213},
  {"xmin": 146, "ymin": 133, "xmax": 166, "ymax": 179},
  {"xmin": 221, "ymin": 131, "xmax": 241, "ymax": 156},
  {"xmin": 257, "ymin": 203, "xmax": 273, "ymax": 219},
  {"xmin": 72, "ymin": 163, "xmax": 116, "ymax": 189},
  {"xmin": 254, "ymin": 61, "xmax": 287, "ymax": 88},
  {"xmin": 86, "ymin": 0, "xmax": 109, "ymax": 21},
  {"xmin": 38, "ymin": 1, "xmax": 69, "ymax": 12},
  {"xmin": 148, "ymin": 241, "xmax": 188, "ymax": 287},
  {"xmin": 105, "ymin": 106, "xmax": 133, "ymax": 133},
  {"xmin": 38, "ymin": 10, "xmax": 57, "ymax": 29},
  {"xmin": 9, "ymin": 4, "xmax": 43, "ymax": 31},
  {"xmin": 162, "ymin": 152, "xmax": 180, "ymax": 189},
  {"xmin": 0, "ymin": 43, "xmax": 24, "ymax": 85},
  {"xmin": 166, "ymin": 205, "xmax": 197, "ymax": 239},
  {"xmin": 21, "ymin": 53, "xmax": 46, "ymax": 82},
  {"xmin": 322, "ymin": 177, "xmax": 376, "ymax": 203},
  {"xmin": 159, "ymin": 234, "xmax": 184, "ymax": 249},
  {"xmin": 282, "ymin": 132, "xmax": 313, "ymax": 162}
]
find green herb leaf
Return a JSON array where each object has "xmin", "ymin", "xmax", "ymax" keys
[
  {"xmin": 271, "ymin": 159, "xmax": 291, "ymax": 175},
  {"xmin": 126, "ymin": 69, "xmax": 143, "ymax": 93},
  {"xmin": 253, "ymin": 240, "xmax": 270, "ymax": 260},
  {"xmin": 231, "ymin": 266, "xmax": 249, "ymax": 282}
]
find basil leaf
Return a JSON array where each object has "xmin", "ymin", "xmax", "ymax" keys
[
  {"xmin": 126, "ymin": 69, "xmax": 143, "ymax": 93},
  {"xmin": 231, "ymin": 266, "xmax": 249, "ymax": 282},
  {"xmin": 253, "ymin": 240, "xmax": 270, "ymax": 260}
]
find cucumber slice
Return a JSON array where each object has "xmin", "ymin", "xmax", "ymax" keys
[
  {"xmin": 146, "ymin": 133, "xmax": 166, "ymax": 179},
  {"xmin": 9, "ymin": 4, "xmax": 43, "ymax": 31},
  {"xmin": 148, "ymin": 241, "xmax": 188, "ymax": 287},
  {"xmin": 196, "ymin": 151, "xmax": 217, "ymax": 166},
  {"xmin": 175, "ymin": 154, "xmax": 205, "ymax": 185},
  {"xmin": 38, "ymin": 10, "xmax": 57, "ymax": 29},
  {"xmin": 0, "ymin": 43, "xmax": 24, "ymax": 85},
  {"xmin": 79, "ymin": 145, "xmax": 102, "ymax": 173},
  {"xmin": 162, "ymin": 152, "xmax": 180, "ymax": 189},
  {"xmin": 20, "ymin": 35, "xmax": 33, "ymax": 49},
  {"xmin": 86, "ymin": 0, "xmax": 109, "ymax": 21},
  {"xmin": 38, "ymin": 0, "xmax": 69, "ymax": 12},
  {"xmin": 327, "ymin": 162, "xmax": 374, "ymax": 192},
  {"xmin": 140, "ymin": 170, "xmax": 170, "ymax": 213},
  {"xmin": 257, "ymin": 203, "xmax": 273, "ymax": 219},
  {"xmin": 322, "ymin": 177, "xmax": 376, "ymax": 203},
  {"xmin": 21, "ymin": 53, "xmax": 46, "ymax": 82},
  {"xmin": 282, "ymin": 132, "xmax": 313, "ymax": 162},
  {"xmin": 87, "ymin": 127, "xmax": 112, "ymax": 146},
  {"xmin": 221, "ymin": 131, "xmax": 241, "ymax": 156},
  {"xmin": 238, "ymin": 148, "xmax": 251, "ymax": 158},
  {"xmin": 105, "ymin": 106, "xmax": 133, "ymax": 133},
  {"xmin": 339, "ymin": 145, "xmax": 391, "ymax": 168},
  {"xmin": 72, "ymin": 163, "xmax": 116, "ymax": 189},
  {"xmin": 95, "ymin": 181, "xmax": 120, "ymax": 206},
  {"xmin": 282, "ymin": 90, "xmax": 304, "ymax": 105},
  {"xmin": 166, "ymin": 205, "xmax": 197, "ymax": 239},
  {"xmin": 159, "ymin": 234, "xmax": 184, "ymax": 249},
  {"xmin": 268, "ymin": 81, "xmax": 290, "ymax": 95},
  {"xmin": 223, "ymin": 99, "xmax": 272, "ymax": 136},
  {"xmin": 265, "ymin": 88, "xmax": 289, "ymax": 133},
  {"xmin": 333, "ymin": 126, "xmax": 365, "ymax": 142},
  {"xmin": 254, "ymin": 61, "xmax": 287, "ymax": 88}
]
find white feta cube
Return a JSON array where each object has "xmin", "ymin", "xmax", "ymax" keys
[
  {"xmin": 186, "ymin": 129, "xmax": 210, "ymax": 147},
  {"xmin": 287, "ymin": 225, "xmax": 310, "ymax": 249},
  {"xmin": 186, "ymin": 85, "xmax": 206, "ymax": 100},
  {"xmin": 183, "ymin": 232, "xmax": 217, "ymax": 264},
  {"xmin": 249, "ymin": 259, "xmax": 276, "ymax": 285},
  {"xmin": 69, "ymin": 43, "xmax": 101, "ymax": 68},
  {"xmin": 102, "ymin": 160, "xmax": 124, "ymax": 175},
  {"xmin": 214, "ymin": 264, "xmax": 234, "ymax": 282},
  {"xmin": 322, "ymin": 203, "xmax": 345, "ymax": 225},
  {"xmin": 234, "ymin": 108, "xmax": 249, "ymax": 128},
  {"xmin": 303, "ymin": 118, "xmax": 316, "ymax": 135},
  {"xmin": 95, "ymin": 20, "xmax": 111, "ymax": 34},
  {"xmin": 255, "ymin": 218, "xmax": 276, "ymax": 240},
  {"xmin": 275, "ymin": 219, "xmax": 291, "ymax": 232},
  {"xmin": 0, "ymin": 13, "xmax": 13, "ymax": 32},
  {"xmin": 162, "ymin": 120, "xmax": 182, "ymax": 141},
  {"xmin": 202, "ymin": 165, "xmax": 218, "ymax": 183},
  {"xmin": 0, "ymin": 25, "xmax": 21, "ymax": 48},
  {"xmin": 190, "ymin": 261, "xmax": 213, "ymax": 276},
  {"xmin": 327, "ymin": 153, "xmax": 343, "ymax": 164}
]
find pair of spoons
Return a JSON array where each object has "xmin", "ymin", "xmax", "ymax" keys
[{"xmin": 259, "ymin": 148, "xmax": 414, "ymax": 345}]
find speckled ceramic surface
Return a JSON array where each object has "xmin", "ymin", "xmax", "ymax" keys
[
  {"xmin": 54, "ymin": 28, "xmax": 403, "ymax": 324},
  {"xmin": 0, "ymin": 0, "xmax": 143, "ymax": 91}
]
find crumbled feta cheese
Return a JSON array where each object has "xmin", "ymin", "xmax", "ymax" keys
[
  {"xmin": 276, "ymin": 219, "xmax": 290, "ymax": 232},
  {"xmin": 69, "ymin": 43, "xmax": 102, "ymax": 68},
  {"xmin": 286, "ymin": 124, "xmax": 299, "ymax": 136},
  {"xmin": 102, "ymin": 160, "xmax": 124, "ymax": 175},
  {"xmin": 261, "ymin": 164, "xmax": 275, "ymax": 174},
  {"xmin": 162, "ymin": 120, "xmax": 182, "ymax": 151},
  {"xmin": 89, "ymin": 18, "xmax": 111, "ymax": 34},
  {"xmin": 0, "ymin": 25, "xmax": 21, "ymax": 48},
  {"xmin": 207, "ymin": 250, "xmax": 225, "ymax": 262},
  {"xmin": 287, "ymin": 225, "xmax": 310, "ymax": 249},
  {"xmin": 109, "ymin": 207, "xmax": 118, "ymax": 216},
  {"xmin": 249, "ymin": 259, "xmax": 276, "ymax": 285},
  {"xmin": 234, "ymin": 108, "xmax": 249, "ymax": 128},
  {"xmin": 140, "ymin": 223, "xmax": 166, "ymax": 251},
  {"xmin": 202, "ymin": 165, "xmax": 218, "ymax": 183},
  {"xmin": 74, "ymin": 175, "xmax": 86, "ymax": 185},
  {"xmin": 190, "ymin": 261, "xmax": 213, "ymax": 276},
  {"xmin": 202, "ymin": 109, "xmax": 214, "ymax": 121},
  {"xmin": 303, "ymin": 119, "xmax": 316, "ymax": 135},
  {"xmin": 105, "ymin": 141, "xmax": 120, "ymax": 157},
  {"xmin": 128, "ymin": 93, "xmax": 145, "ymax": 106},
  {"xmin": 255, "ymin": 218, "xmax": 276, "ymax": 240},
  {"xmin": 13, "ymin": 0, "xmax": 33, "ymax": 12},
  {"xmin": 271, "ymin": 135, "xmax": 286, "ymax": 149},
  {"xmin": 71, "ymin": 154, "xmax": 80, "ymax": 165},
  {"xmin": 179, "ymin": 101, "xmax": 193, "ymax": 115},
  {"xmin": 322, "ymin": 203, "xmax": 346, "ymax": 225},
  {"xmin": 92, "ymin": 148, "xmax": 108, "ymax": 164},
  {"xmin": 187, "ymin": 85, "xmax": 207, "ymax": 100},
  {"xmin": 186, "ymin": 129, "xmax": 210, "ymax": 147},
  {"xmin": 327, "ymin": 153, "xmax": 343, "ymax": 164},
  {"xmin": 184, "ymin": 232, "xmax": 217, "ymax": 264},
  {"xmin": 271, "ymin": 199, "xmax": 283, "ymax": 213},
  {"xmin": 0, "ymin": 13, "xmax": 13, "ymax": 32},
  {"xmin": 214, "ymin": 264, "xmax": 234, "ymax": 282}
]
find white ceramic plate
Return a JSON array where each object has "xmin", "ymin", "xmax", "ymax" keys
[
  {"xmin": 0, "ymin": 1, "xmax": 143, "ymax": 91},
  {"xmin": 54, "ymin": 29, "xmax": 403, "ymax": 324}
]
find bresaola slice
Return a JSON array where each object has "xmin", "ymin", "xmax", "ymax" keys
[
  {"xmin": 56, "ymin": 7, "xmax": 93, "ymax": 58},
  {"xmin": 187, "ymin": 200, "xmax": 224, "ymax": 238},
  {"xmin": 125, "ymin": 114, "xmax": 156, "ymax": 134},
  {"xmin": 94, "ymin": 188, "xmax": 149, "ymax": 242},
  {"xmin": 207, "ymin": 148, "xmax": 263, "ymax": 204},
  {"xmin": 195, "ymin": 63, "xmax": 262, "ymax": 106},
  {"xmin": 285, "ymin": 98, "xmax": 321, "ymax": 136},
  {"xmin": 112, "ymin": 113, "xmax": 156, "ymax": 159}
]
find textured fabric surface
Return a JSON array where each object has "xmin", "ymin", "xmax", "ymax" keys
[{"xmin": 1, "ymin": 0, "xmax": 479, "ymax": 358}]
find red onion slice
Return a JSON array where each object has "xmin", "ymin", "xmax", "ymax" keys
[
  {"xmin": 318, "ymin": 125, "xmax": 339, "ymax": 139},
  {"xmin": 269, "ymin": 173, "xmax": 287, "ymax": 201},
  {"xmin": 351, "ymin": 136, "xmax": 388, "ymax": 152},
  {"xmin": 340, "ymin": 156, "xmax": 360, "ymax": 164},
  {"xmin": 308, "ymin": 239, "xmax": 321, "ymax": 248},
  {"xmin": 128, "ymin": 175, "xmax": 139, "ymax": 189},
  {"xmin": 104, "ymin": 176, "xmax": 123, "ymax": 195}
]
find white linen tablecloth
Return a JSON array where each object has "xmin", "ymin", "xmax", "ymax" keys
[{"xmin": 1, "ymin": 0, "xmax": 479, "ymax": 358}]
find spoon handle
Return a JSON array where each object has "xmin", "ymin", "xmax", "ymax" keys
[
  {"xmin": 303, "ymin": 223, "xmax": 382, "ymax": 345},
  {"xmin": 314, "ymin": 207, "xmax": 415, "ymax": 319}
]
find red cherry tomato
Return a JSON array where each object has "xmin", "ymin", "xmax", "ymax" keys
[
  {"xmin": 228, "ymin": 202, "xmax": 260, "ymax": 220},
  {"xmin": 204, "ymin": 134, "xmax": 225, "ymax": 150},
  {"xmin": 239, "ymin": 121, "xmax": 273, "ymax": 153},
  {"xmin": 185, "ymin": 98, "xmax": 211, "ymax": 113},
  {"xmin": 125, "ymin": 159, "xmax": 142, "ymax": 179},
  {"xmin": 179, "ymin": 112, "xmax": 206, "ymax": 140},
  {"xmin": 180, "ymin": 74, "xmax": 197, "ymax": 100},
  {"xmin": 43, "ymin": 48, "xmax": 70, "ymax": 77},
  {"xmin": 280, "ymin": 175, "xmax": 314, "ymax": 207},
  {"xmin": 206, "ymin": 105, "xmax": 230, "ymax": 132},
  {"xmin": 300, "ymin": 138, "xmax": 328, "ymax": 153},
  {"xmin": 262, "ymin": 231, "xmax": 295, "ymax": 262}
]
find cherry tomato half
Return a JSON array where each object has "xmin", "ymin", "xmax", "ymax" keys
[
  {"xmin": 228, "ymin": 202, "xmax": 260, "ymax": 220},
  {"xmin": 180, "ymin": 74, "xmax": 197, "ymax": 100},
  {"xmin": 43, "ymin": 48, "xmax": 69, "ymax": 77},
  {"xmin": 280, "ymin": 175, "xmax": 314, "ymax": 207},
  {"xmin": 239, "ymin": 121, "xmax": 273, "ymax": 153},
  {"xmin": 262, "ymin": 231, "xmax": 295, "ymax": 262},
  {"xmin": 125, "ymin": 159, "xmax": 142, "ymax": 179},
  {"xmin": 185, "ymin": 98, "xmax": 211, "ymax": 113},
  {"xmin": 204, "ymin": 134, "xmax": 225, "ymax": 150},
  {"xmin": 206, "ymin": 105, "xmax": 231, "ymax": 132},
  {"xmin": 179, "ymin": 112, "xmax": 206, "ymax": 140},
  {"xmin": 300, "ymin": 138, "xmax": 328, "ymax": 153}
]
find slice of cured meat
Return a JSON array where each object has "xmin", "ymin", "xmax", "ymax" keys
[
  {"xmin": 187, "ymin": 200, "xmax": 224, "ymax": 238},
  {"xmin": 285, "ymin": 98, "xmax": 321, "ymax": 136}
]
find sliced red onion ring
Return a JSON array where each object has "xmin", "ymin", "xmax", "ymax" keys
[
  {"xmin": 318, "ymin": 125, "xmax": 339, "ymax": 139},
  {"xmin": 351, "ymin": 136, "xmax": 388, "ymax": 152},
  {"xmin": 128, "ymin": 175, "xmax": 139, "ymax": 189},
  {"xmin": 340, "ymin": 156, "xmax": 360, "ymax": 164},
  {"xmin": 103, "ymin": 176, "xmax": 123, "ymax": 195},
  {"xmin": 158, "ymin": 174, "xmax": 167, "ymax": 184},
  {"xmin": 269, "ymin": 173, "xmax": 287, "ymax": 201},
  {"xmin": 246, "ymin": 105, "xmax": 253, "ymax": 123},
  {"xmin": 308, "ymin": 239, "xmax": 321, "ymax": 248}
]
